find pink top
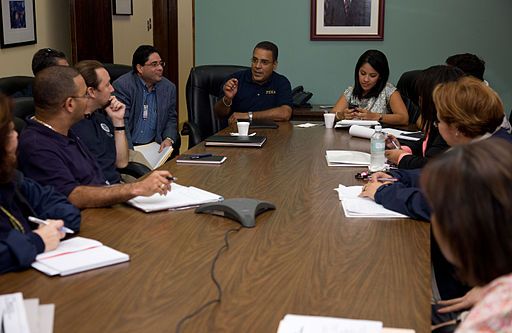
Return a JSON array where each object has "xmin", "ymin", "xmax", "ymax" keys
[
  {"xmin": 396, "ymin": 131, "xmax": 429, "ymax": 164},
  {"xmin": 457, "ymin": 273, "xmax": 512, "ymax": 332}
]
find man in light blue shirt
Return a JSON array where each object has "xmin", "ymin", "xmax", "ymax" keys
[{"xmin": 113, "ymin": 45, "xmax": 179, "ymax": 153}]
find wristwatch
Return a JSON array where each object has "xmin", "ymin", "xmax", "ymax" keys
[
  {"xmin": 248, "ymin": 112, "xmax": 253, "ymax": 122},
  {"xmin": 164, "ymin": 137, "xmax": 174, "ymax": 145}
]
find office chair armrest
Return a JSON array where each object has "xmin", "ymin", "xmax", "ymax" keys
[
  {"xmin": 117, "ymin": 161, "xmax": 152, "ymax": 179},
  {"xmin": 181, "ymin": 121, "xmax": 202, "ymax": 148}
]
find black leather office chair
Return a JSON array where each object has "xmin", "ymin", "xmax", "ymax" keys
[
  {"xmin": 103, "ymin": 63, "xmax": 132, "ymax": 82},
  {"xmin": 12, "ymin": 97, "xmax": 35, "ymax": 122},
  {"xmin": 182, "ymin": 65, "xmax": 249, "ymax": 148},
  {"xmin": 0, "ymin": 76, "xmax": 34, "ymax": 96},
  {"xmin": 13, "ymin": 116, "xmax": 26, "ymax": 133},
  {"xmin": 396, "ymin": 70, "xmax": 422, "ymax": 125}
]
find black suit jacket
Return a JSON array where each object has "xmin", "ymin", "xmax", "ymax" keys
[{"xmin": 324, "ymin": 0, "xmax": 371, "ymax": 26}]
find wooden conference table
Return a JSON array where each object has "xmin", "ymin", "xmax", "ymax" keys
[{"xmin": 0, "ymin": 122, "xmax": 430, "ymax": 333}]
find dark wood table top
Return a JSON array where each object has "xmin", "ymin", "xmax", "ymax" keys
[{"xmin": 0, "ymin": 122, "xmax": 430, "ymax": 333}]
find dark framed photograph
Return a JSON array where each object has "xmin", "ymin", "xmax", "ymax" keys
[
  {"xmin": 0, "ymin": 0, "xmax": 36, "ymax": 48},
  {"xmin": 113, "ymin": 0, "xmax": 133, "ymax": 16},
  {"xmin": 311, "ymin": 0, "xmax": 385, "ymax": 41}
]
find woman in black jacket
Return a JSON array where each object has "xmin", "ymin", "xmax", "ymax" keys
[{"xmin": 385, "ymin": 65, "xmax": 464, "ymax": 169}]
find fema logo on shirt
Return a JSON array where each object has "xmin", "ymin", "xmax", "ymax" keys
[
  {"xmin": 265, "ymin": 90, "xmax": 276, "ymax": 95},
  {"xmin": 100, "ymin": 123, "xmax": 113, "ymax": 137}
]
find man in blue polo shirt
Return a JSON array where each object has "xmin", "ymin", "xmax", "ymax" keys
[
  {"xmin": 214, "ymin": 41, "xmax": 292, "ymax": 124},
  {"xmin": 72, "ymin": 60, "xmax": 129, "ymax": 185},
  {"xmin": 18, "ymin": 66, "xmax": 174, "ymax": 209}
]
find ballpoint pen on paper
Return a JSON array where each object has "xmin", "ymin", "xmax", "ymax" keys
[{"xmin": 28, "ymin": 216, "xmax": 74, "ymax": 234}]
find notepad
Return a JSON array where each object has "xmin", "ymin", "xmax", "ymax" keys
[
  {"xmin": 176, "ymin": 155, "xmax": 227, "ymax": 165},
  {"xmin": 127, "ymin": 183, "xmax": 223, "ymax": 212},
  {"xmin": 335, "ymin": 185, "xmax": 409, "ymax": 218},
  {"xmin": 31, "ymin": 237, "xmax": 130, "ymax": 276},
  {"xmin": 133, "ymin": 142, "xmax": 173, "ymax": 169},
  {"xmin": 205, "ymin": 135, "xmax": 267, "ymax": 147},
  {"xmin": 325, "ymin": 150, "xmax": 371, "ymax": 167}
]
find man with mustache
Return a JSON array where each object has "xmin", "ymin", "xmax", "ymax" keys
[{"xmin": 214, "ymin": 41, "xmax": 292, "ymax": 124}]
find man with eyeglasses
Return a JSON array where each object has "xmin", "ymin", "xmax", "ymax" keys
[
  {"xmin": 71, "ymin": 60, "xmax": 130, "ymax": 185},
  {"xmin": 113, "ymin": 45, "xmax": 178, "ymax": 155},
  {"xmin": 18, "ymin": 66, "xmax": 175, "ymax": 209},
  {"xmin": 214, "ymin": 41, "xmax": 292, "ymax": 124}
]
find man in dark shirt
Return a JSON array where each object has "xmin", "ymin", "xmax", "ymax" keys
[
  {"xmin": 72, "ymin": 60, "xmax": 129, "ymax": 184},
  {"xmin": 17, "ymin": 66, "xmax": 174, "ymax": 209},
  {"xmin": 213, "ymin": 41, "xmax": 292, "ymax": 124}
]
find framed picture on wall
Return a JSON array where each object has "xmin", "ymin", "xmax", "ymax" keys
[
  {"xmin": 311, "ymin": 0, "xmax": 385, "ymax": 40},
  {"xmin": 113, "ymin": 0, "xmax": 133, "ymax": 16},
  {"xmin": 0, "ymin": 0, "xmax": 36, "ymax": 48}
]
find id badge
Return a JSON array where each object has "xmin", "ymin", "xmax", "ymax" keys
[{"xmin": 143, "ymin": 104, "xmax": 149, "ymax": 120}]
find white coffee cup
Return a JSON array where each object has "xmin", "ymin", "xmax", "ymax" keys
[
  {"xmin": 324, "ymin": 113, "xmax": 336, "ymax": 129},
  {"xmin": 237, "ymin": 121, "xmax": 250, "ymax": 136}
]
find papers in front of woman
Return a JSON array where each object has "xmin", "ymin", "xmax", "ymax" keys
[
  {"xmin": 335, "ymin": 119, "xmax": 380, "ymax": 128},
  {"xmin": 325, "ymin": 150, "xmax": 370, "ymax": 167},
  {"xmin": 349, "ymin": 125, "xmax": 421, "ymax": 141},
  {"xmin": 31, "ymin": 237, "xmax": 129, "ymax": 276},
  {"xmin": 335, "ymin": 185, "xmax": 409, "ymax": 218}
]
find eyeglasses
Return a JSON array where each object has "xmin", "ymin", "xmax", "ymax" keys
[
  {"xmin": 143, "ymin": 61, "xmax": 166, "ymax": 68},
  {"xmin": 70, "ymin": 92, "xmax": 90, "ymax": 100},
  {"xmin": 251, "ymin": 58, "xmax": 273, "ymax": 66}
]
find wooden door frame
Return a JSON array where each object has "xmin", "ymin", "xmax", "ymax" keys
[{"xmin": 152, "ymin": 0, "xmax": 179, "ymax": 91}]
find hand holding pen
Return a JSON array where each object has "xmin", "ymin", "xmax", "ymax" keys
[
  {"xmin": 385, "ymin": 134, "xmax": 401, "ymax": 150},
  {"xmin": 30, "ymin": 218, "xmax": 67, "ymax": 252}
]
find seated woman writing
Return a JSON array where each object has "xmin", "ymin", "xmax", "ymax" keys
[
  {"xmin": 421, "ymin": 139, "xmax": 512, "ymax": 332},
  {"xmin": 331, "ymin": 49, "xmax": 408, "ymax": 126},
  {"xmin": 0, "ymin": 94, "xmax": 80, "ymax": 274},
  {"xmin": 384, "ymin": 65, "xmax": 464, "ymax": 169}
]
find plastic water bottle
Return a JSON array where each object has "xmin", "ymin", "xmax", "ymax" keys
[{"xmin": 370, "ymin": 125, "xmax": 386, "ymax": 172}]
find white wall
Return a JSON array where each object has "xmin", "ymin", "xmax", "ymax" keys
[
  {"xmin": 0, "ymin": 0, "xmax": 71, "ymax": 76},
  {"xmin": 112, "ymin": 0, "xmax": 153, "ymax": 65}
]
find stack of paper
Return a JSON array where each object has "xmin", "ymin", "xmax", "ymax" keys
[
  {"xmin": 277, "ymin": 314, "xmax": 383, "ymax": 333},
  {"xmin": 349, "ymin": 125, "xmax": 421, "ymax": 142},
  {"xmin": 0, "ymin": 292, "xmax": 54, "ymax": 333},
  {"xmin": 133, "ymin": 142, "xmax": 173, "ymax": 169},
  {"xmin": 335, "ymin": 185, "xmax": 409, "ymax": 218},
  {"xmin": 325, "ymin": 150, "xmax": 370, "ymax": 167},
  {"xmin": 127, "ymin": 183, "xmax": 224, "ymax": 212},
  {"xmin": 32, "ymin": 237, "xmax": 130, "ymax": 276},
  {"xmin": 335, "ymin": 119, "xmax": 380, "ymax": 128}
]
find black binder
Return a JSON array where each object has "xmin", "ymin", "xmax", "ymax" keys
[{"xmin": 205, "ymin": 135, "xmax": 267, "ymax": 147}]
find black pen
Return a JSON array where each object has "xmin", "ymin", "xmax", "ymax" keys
[
  {"xmin": 166, "ymin": 176, "xmax": 178, "ymax": 182},
  {"xmin": 190, "ymin": 153, "xmax": 212, "ymax": 159}
]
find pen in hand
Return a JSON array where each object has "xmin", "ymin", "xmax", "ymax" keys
[
  {"xmin": 166, "ymin": 176, "xmax": 178, "ymax": 182},
  {"xmin": 375, "ymin": 177, "xmax": 399, "ymax": 182},
  {"xmin": 28, "ymin": 216, "xmax": 74, "ymax": 234}
]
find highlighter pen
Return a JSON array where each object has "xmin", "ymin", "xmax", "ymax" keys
[
  {"xmin": 166, "ymin": 176, "xmax": 178, "ymax": 182},
  {"xmin": 28, "ymin": 216, "xmax": 75, "ymax": 234}
]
